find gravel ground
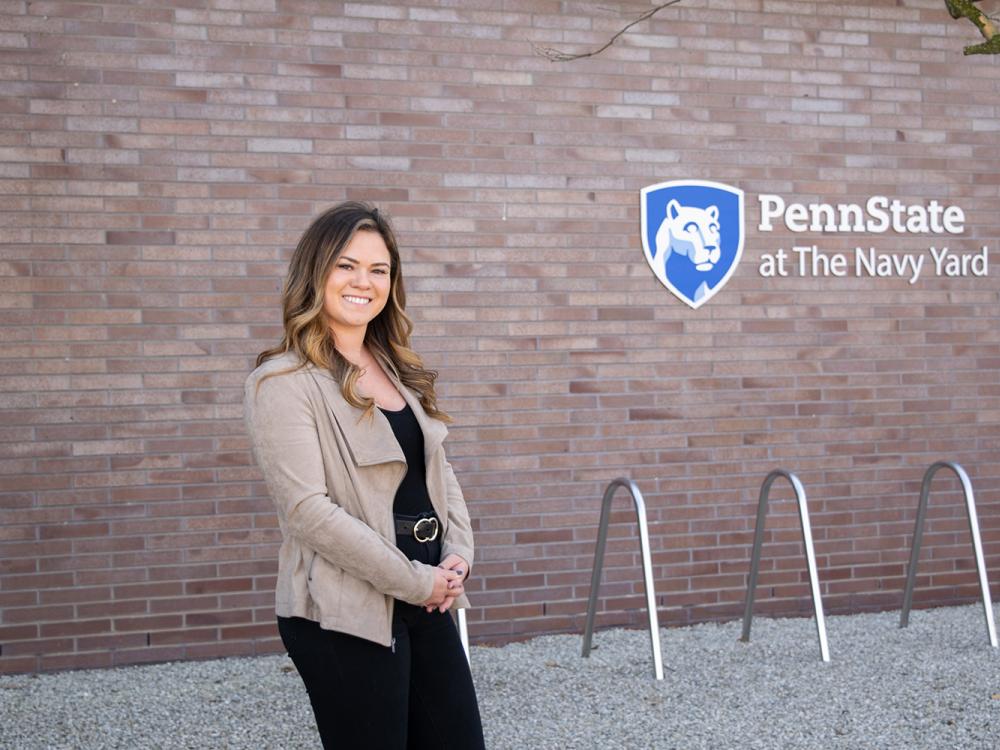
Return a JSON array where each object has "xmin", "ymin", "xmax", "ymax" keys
[{"xmin": 2, "ymin": 603, "xmax": 999, "ymax": 749}]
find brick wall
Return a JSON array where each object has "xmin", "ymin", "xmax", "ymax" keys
[{"xmin": 2, "ymin": 0, "xmax": 1000, "ymax": 673}]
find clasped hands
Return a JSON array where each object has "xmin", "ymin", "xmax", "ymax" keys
[{"xmin": 422, "ymin": 553, "xmax": 468, "ymax": 613}]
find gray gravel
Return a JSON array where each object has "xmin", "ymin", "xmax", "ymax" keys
[{"xmin": 2, "ymin": 603, "xmax": 999, "ymax": 749}]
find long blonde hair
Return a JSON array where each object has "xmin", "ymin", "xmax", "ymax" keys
[{"xmin": 253, "ymin": 201, "xmax": 449, "ymax": 422}]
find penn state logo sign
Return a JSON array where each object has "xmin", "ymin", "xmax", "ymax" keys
[{"xmin": 641, "ymin": 180, "xmax": 745, "ymax": 309}]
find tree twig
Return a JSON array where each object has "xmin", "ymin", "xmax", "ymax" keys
[
  {"xmin": 534, "ymin": 0, "xmax": 684, "ymax": 62},
  {"xmin": 944, "ymin": 0, "xmax": 1000, "ymax": 55}
]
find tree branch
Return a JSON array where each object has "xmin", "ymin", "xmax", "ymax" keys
[
  {"xmin": 534, "ymin": 1, "xmax": 1000, "ymax": 61},
  {"xmin": 534, "ymin": 1, "xmax": 684, "ymax": 62},
  {"xmin": 944, "ymin": 0, "xmax": 1000, "ymax": 54}
]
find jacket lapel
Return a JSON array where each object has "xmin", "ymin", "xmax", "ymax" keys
[
  {"xmin": 307, "ymin": 366, "xmax": 404, "ymax": 467},
  {"xmin": 306, "ymin": 362, "xmax": 448, "ymax": 467}
]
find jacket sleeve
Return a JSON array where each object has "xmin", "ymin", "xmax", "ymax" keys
[
  {"xmin": 244, "ymin": 370, "xmax": 435, "ymax": 605},
  {"xmin": 439, "ymin": 453, "xmax": 475, "ymax": 574}
]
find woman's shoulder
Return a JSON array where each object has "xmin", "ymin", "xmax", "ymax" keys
[{"xmin": 244, "ymin": 351, "xmax": 315, "ymax": 394}]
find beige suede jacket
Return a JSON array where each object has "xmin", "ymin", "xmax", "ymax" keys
[{"xmin": 243, "ymin": 351, "xmax": 474, "ymax": 648}]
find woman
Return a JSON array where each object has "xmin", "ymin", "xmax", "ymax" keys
[{"xmin": 243, "ymin": 202, "xmax": 486, "ymax": 749}]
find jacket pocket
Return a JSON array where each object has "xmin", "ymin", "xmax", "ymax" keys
[
  {"xmin": 306, "ymin": 554, "xmax": 345, "ymax": 618},
  {"xmin": 306, "ymin": 550, "xmax": 318, "ymax": 581}
]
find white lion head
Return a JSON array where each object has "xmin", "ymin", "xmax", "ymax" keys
[{"xmin": 654, "ymin": 199, "xmax": 721, "ymax": 271}]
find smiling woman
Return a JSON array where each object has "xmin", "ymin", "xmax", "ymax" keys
[
  {"xmin": 243, "ymin": 202, "xmax": 485, "ymax": 750},
  {"xmin": 324, "ymin": 231, "xmax": 391, "ymax": 328}
]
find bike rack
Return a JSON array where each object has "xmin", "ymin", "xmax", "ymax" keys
[
  {"xmin": 899, "ymin": 461, "xmax": 997, "ymax": 648},
  {"xmin": 740, "ymin": 470, "xmax": 830, "ymax": 662},
  {"xmin": 457, "ymin": 608, "xmax": 470, "ymax": 663},
  {"xmin": 581, "ymin": 478, "xmax": 664, "ymax": 680}
]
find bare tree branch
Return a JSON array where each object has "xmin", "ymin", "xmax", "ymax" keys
[
  {"xmin": 534, "ymin": 1, "xmax": 683, "ymax": 62},
  {"xmin": 534, "ymin": 1, "xmax": 1000, "ymax": 61},
  {"xmin": 944, "ymin": 0, "xmax": 1000, "ymax": 54}
]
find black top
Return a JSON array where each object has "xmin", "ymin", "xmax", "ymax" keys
[{"xmin": 378, "ymin": 402, "xmax": 435, "ymax": 517}]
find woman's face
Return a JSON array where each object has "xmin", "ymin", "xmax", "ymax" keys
[{"xmin": 322, "ymin": 229, "xmax": 393, "ymax": 342}]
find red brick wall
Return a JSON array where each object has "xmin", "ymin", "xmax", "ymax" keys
[{"xmin": 3, "ymin": 1, "xmax": 999, "ymax": 673}]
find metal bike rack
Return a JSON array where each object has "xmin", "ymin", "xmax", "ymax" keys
[
  {"xmin": 740, "ymin": 470, "xmax": 830, "ymax": 662},
  {"xmin": 457, "ymin": 608, "xmax": 470, "ymax": 663},
  {"xmin": 581, "ymin": 478, "xmax": 664, "ymax": 680},
  {"xmin": 900, "ymin": 461, "xmax": 997, "ymax": 648}
]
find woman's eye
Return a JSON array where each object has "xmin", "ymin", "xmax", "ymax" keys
[{"xmin": 337, "ymin": 263, "xmax": 353, "ymax": 270}]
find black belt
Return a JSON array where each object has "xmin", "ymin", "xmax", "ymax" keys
[{"xmin": 394, "ymin": 513, "xmax": 440, "ymax": 543}]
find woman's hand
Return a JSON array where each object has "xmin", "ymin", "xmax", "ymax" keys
[
  {"xmin": 426, "ymin": 554, "xmax": 470, "ymax": 613},
  {"xmin": 421, "ymin": 566, "xmax": 463, "ymax": 611},
  {"xmin": 439, "ymin": 553, "xmax": 469, "ymax": 580}
]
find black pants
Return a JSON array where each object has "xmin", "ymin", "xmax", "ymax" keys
[{"xmin": 277, "ymin": 533, "xmax": 485, "ymax": 750}]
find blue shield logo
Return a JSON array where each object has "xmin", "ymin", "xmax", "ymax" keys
[{"xmin": 641, "ymin": 180, "xmax": 745, "ymax": 309}]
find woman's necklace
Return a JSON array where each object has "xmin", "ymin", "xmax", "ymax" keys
[
  {"xmin": 338, "ymin": 346, "xmax": 373, "ymax": 375},
  {"xmin": 355, "ymin": 349, "xmax": 378, "ymax": 378}
]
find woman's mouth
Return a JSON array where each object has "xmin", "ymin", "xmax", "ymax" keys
[{"xmin": 343, "ymin": 295, "xmax": 372, "ymax": 306}]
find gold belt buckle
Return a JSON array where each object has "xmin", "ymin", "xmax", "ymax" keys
[{"xmin": 413, "ymin": 517, "xmax": 439, "ymax": 543}]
